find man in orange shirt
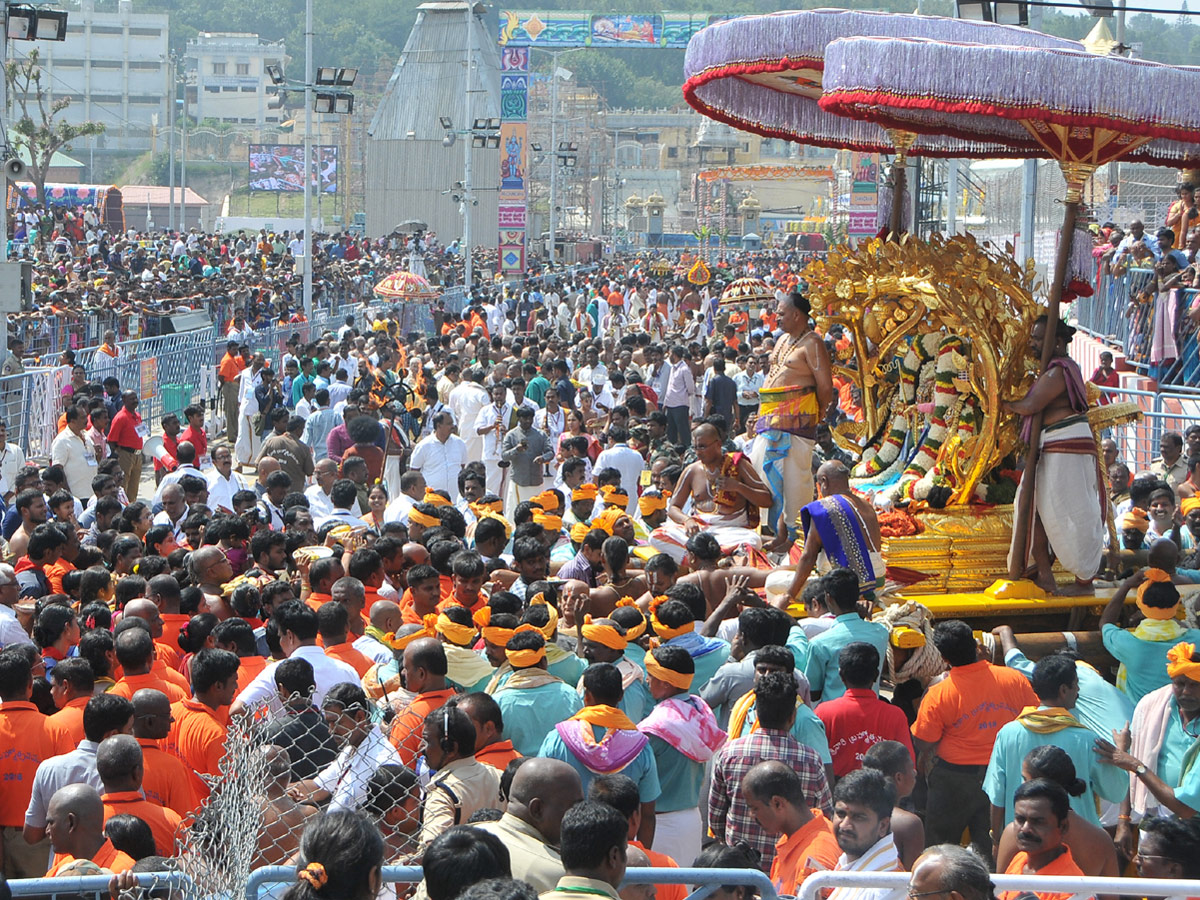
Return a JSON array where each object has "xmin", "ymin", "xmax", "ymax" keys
[
  {"xmin": 168, "ymin": 648, "xmax": 240, "ymax": 802},
  {"xmin": 999, "ymin": 780, "xmax": 1084, "ymax": 900},
  {"xmin": 48, "ymin": 658, "xmax": 94, "ymax": 745},
  {"xmin": 348, "ymin": 548, "xmax": 388, "ymax": 614},
  {"xmin": 131, "ymin": 689, "xmax": 197, "ymax": 816},
  {"xmin": 318, "ymin": 601, "xmax": 373, "ymax": 678},
  {"xmin": 96, "ymin": 734, "xmax": 183, "ymax": 856},
  {"xmin": 148, "ymin": 574, "xmax": 190, "ymax": 655},
  {"xmin": 0, "ymin": 646, "xmax": 73, "ymax": 877},
  {"xmin": 457, "ymin": 691, "xmax": 521, "ymax": 772},
  {"xmin": 303, "ymin": 557, "xmax": 342, "ymax": 612},
  {"xmin": 44, "ymin": 784, "xmax": 134, "ymax": 876},
  {"xmin": 590, "ymin": 773, "xmax": 686, "ymax": 900},
  {"xmin": 744, "ymin": 761, "xmax": 840, "ymax": 896},
  {"xmin": 218, "ymin": 340, "xmax": 248, "ymax": 447},
  {"xmin": 212, "ymin": 618, "xmax": 268, "ymax": 689},
  {"xmin": 388, "ymin": 637, "xmax": 455, "ymax": 769},
  {"xmin": 122, "ymin": 599, "xmax": 184, "ymax": 673},
  {"xmin": 109, "ymin": 629, "xmax": 187, "ymax": 704},
  {"xmin": 911, "ymin": 620, "xmax": 1037, "ymax": 861}
]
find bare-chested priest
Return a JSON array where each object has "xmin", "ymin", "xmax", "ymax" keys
[
  {"xmin": 649, "ymin": 422, "xmax": 772, "ymax": 564},
  {"xmin": 1004, "ymin": 315, "xmax": 1104, "ymax": 595},
  {"xmin": 750, "ymin": 291, "xmax": 834, "ymax": 552},
  {"xmin": 780, "ymin": 461, "xmax": 884, "ymax": 608}
]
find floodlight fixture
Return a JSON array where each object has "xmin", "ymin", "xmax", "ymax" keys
[{"xmin": 266, "ymin": 64, "xmax": 285, "ymax": 85}]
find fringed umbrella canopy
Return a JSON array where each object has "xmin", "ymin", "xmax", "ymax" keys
[
  {"xmin": 819, "ymin": 37, "xmax": 1200, "ymax": 170},
  {"xmin": 374, "ymin": 271, "xmax": 440, "ymax": 300},
  {"xmin": 682, "ymin": 9, "xmax": 1081, "ymax": 159},
  {"xmin": 720, "ymin": 277, "xmax": 774, "ymax": 310},
  {"xmin": 817, "ymin": 34, "xmax": 1200, "ymax": 581}
]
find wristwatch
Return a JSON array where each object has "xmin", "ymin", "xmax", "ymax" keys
[{"xmin": 1135, "ymin": 763, "xmax": 1148, "ymax": 776}]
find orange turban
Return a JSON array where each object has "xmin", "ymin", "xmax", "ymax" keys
[
  {"xmin": 1168, "ymin": 642, "xmax": 1200, "ymax": 682},
  {"xmin": 531, "ymin": 490, "xmax": 561, "ymax": 512},
  {"xmin": 1137, "ymin": 567, "xmax": 1179, "ymax": 619},
  {"xmin": 573, "ymin": 483, "xmax": 599, "ymax": 502},
  {"xmin": 423, "ymin": 489, "xmax": 452, "ymax": 507}
]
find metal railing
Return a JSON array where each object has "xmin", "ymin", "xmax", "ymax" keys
[
  {"xmin": 8, "ymin": 870, "xmax": 188, "ymax": 900},
  {"xmin": 798, "ymin": 869, "xmax": 1200, "ymax": 900},
  {"xmin": 245, "ymin": 865, "xmax": 780, "ymax": 900},
  {"xmin": 1073, "ymin": 266, "xmax": 1200, "ymax": 387}
]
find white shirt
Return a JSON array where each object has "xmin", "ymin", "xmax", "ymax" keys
[
  {"xmin": 317, "ymin": 508, "xmax": 367, "ymax": 531},
  {"xmin": 449, "ymin": 383, "xmax": 490, "ymax": 449},
  {"xmin": 154, "ymin": 463, "xmax": 206, "ymax": 506},
  {"xmin": 234, "ymin": 644, "xmax": 360, "ymax": 714},
  {"xmin": 25, "ymin": 740, "xmax": 104, "ymax": 829},
  {"xmin": 594, "ymin": 443, "xmax": 644, "ymax": 512},
  {"xmin": 314, "ymin": 724, "xmax": 403, "ymax": 812},
  {"xmin": 0, "ymin": 443, "xmax": 27, "ymax": 496},
  {"xmin": 384, "ymin": 492, "xmax": 417, "ymax": 525},
  {"xmin": 534, "ymin": 407, "xmax": 566, "ymax": 445},
  {"xmin": 473, "ymin": 403, "xmax": 514, "ymax": 461},
  {"xmin": 296, "ymin": 398, "xmax": 316, "ymax": 419},
  {"xmin": 306, "ymin": 485, "xmax": 362, "ymax": 521},
  {"xmin": 153, "ymin": 508, "xmax": 187, "ymax": 541},
  {"xmin": 829, "ymin": 835, "xmax": 905, "ymax": 900},
  {"xmin": 410, "ymin": 433, "xmax": 468, "ymax": 499},
  {"xmin": 0, "ymin": 604, "xmax": 32, "ymax": 650},
  {"xmin": 207, "ymin": 468, "xmax": 250, "ymax": 514},
  {"xmin": 50, "ymin": 429, "xmax": 96, "ymax": 499}
]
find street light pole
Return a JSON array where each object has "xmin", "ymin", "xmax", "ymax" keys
[
  {"xmin": 179, "ymin": 75, "xmax": 188, "ymax": 229},
  {"xmin": 548, "ymin": 50, "xmax": 558, "ymax": 267},
  {"xmin": 168, "ymin": 52, "xmax": 176, "ymax": 232},
  {"xmin": 463, "ymin": 2, "xmax": 474, "ymax": 295},
  {"xmin": 302, "ymin": 0, "xmax": 314, "ymax": 319}
]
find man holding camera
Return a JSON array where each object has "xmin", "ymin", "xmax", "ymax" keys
[{"xmin": 502, "ymin": 405, "xmax": 554, "ymax": 518}]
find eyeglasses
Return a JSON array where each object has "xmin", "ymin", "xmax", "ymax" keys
[
  {"xmin": 907, "ymin": 890, "xmax": 951, "ymax": 900},
  {"xmin": 1135, "ymin": 852, "xmax": 1173, "ymax": 864}
]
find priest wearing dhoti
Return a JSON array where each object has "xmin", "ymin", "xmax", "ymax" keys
[
  {"xmin": 650, "ymin": 423, "xmax": 771, "ymax": 564},
  {"xmin": 1004, "ymin": 316, "xmax": 1104, "ymax": 595},
  {"xmin": 750, "ymin": 291, "xmax": 834, "ymax": 552}
]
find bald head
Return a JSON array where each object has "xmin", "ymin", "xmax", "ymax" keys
[
  {"xmin": 189, "ymin": 546, "xmax": 227, "ymax": 582},
  {"xmin": 260, "ymin": 744, "xmax": 291, "ymax": 788},
  {"xmin": 123, "ymin": 599, "xmax": 162, "ymax": 637},
  {"xmin": 131, "ymin": 688, "xmax": 173, "ymax": 740},
  {"xmin": 314, "ymin": 458, "xmax": 338, "ymax": 479},
  {"xmin": 816, "ymin": 460, "xmax": 851, "ymax": 490},
  {"xmin": 691, "ymin": 422, "xmax": 719, "ymax": 442},
  {"xmin": 403, "ymin": 542, "xmax": 429, "ymax": 566},
  {"xmin": 257, "ymin": 457, "xmax": 280, "ymax": 480},
  {"xmin": 369, "ymin": 600, "xmax": 403, "ymax": 633},
  {"xmin": 47, "ymin": 784, "xmax": 105, "ymax": 854},
  {"xmin": 96, "ymin": 734, "xmax": 143, "ymax": 788},
  {"xmin": 506, "ymin": 757, "xmax": 583, "ymax": 846}
]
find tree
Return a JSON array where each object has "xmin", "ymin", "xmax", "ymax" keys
[{"xmin": 5, "ymin": 48, "xmax": 106, "ymax": 205}]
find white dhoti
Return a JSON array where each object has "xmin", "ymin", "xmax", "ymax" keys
[
  {"xmin": 235, "ymin": 415, "xmax": 262, "ymax": 466},
  {"xmin": 383, "ymin": 456, "xmax": 403, "ymax": 500},
  {"xmin": 484, "ymin": 461, "xmax": 503, "ymax": 497},
  {"xmin": 750, "ymin": 432, "xmax": 814, "ymax": 538},
  {"xmin": 1006, "ymin": 415, "xmax": 1104, "ymax": 581},
  {"xmin": 650, "ymin": 509, "xmax": 763, "ymax": 564},
  {"xmin": 505, "ymin": 478, "xmax": 545, "ymax": 519},
  {"xmin": 654, "ymin": 807, "xmax": 702, "ymax": 870}
]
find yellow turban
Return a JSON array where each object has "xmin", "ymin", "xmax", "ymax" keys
[
  {"xmin": 570, "ymin": 521, "xmax": 590, "ymax": 543},
  {"xmin": 593, "ymin": 507, "xmax": 625, "ymax": 536},
  {"xmin": 386, "ymin": 622, "xmax": 435, "ymax": 649},
  {"xmin": 474, "ymin": 607, "xmax": 516, "ymax": 647},
  {"xmin": 638, "ymin": 492, "xmax": 669, "ymax": 516},
  {"xmin": 475, "ymin": 509, "xmax": 513, "ymax": 539},
  {"xmin": 645, "ymin": 652, "xmax": 693, "ymax": 691},
  {"xmin": 1183, "ymin": 497, "xmax": 1200, "ymax": 517},
  {"xmin": 409, "ymin": 508, "xmax": 441, "ymax": 528},
  {"xmin": 581, "ymin": 615, "xmax": 628, "ymax": 650},
  {"xmin": 1168, "ymin": 642, "xmax": 1200, "ymax": 682},
  {"xmin": 601, "ymin": 485, "xmax": 629, "ymax": 508},
  {"xmin": 1137, "ymin": 567, "xmax": 1179, "ymax": 619},
  {"xmin": 533, "ymin": 512, "xmax": 563, "ymax": 532},
  {"xmin": 505, "ymin": 625, "xmax": 547, "ymax": 667},
  {"xmin": 435, "ymin": 612, "xmax": 477, "ymax": 647},
  {"xmin": 527, "ymin": 594, "xmax": 560, "ymax": 639},
  {"xmin": 531, "ymin": 490, "xmax": 561, "ymax": 512},
  {"xmin": 423, "ymin": 489, "xmax": 452, "ymax": 507},
  {"xmin": 572, "ymin": 483, "xmax": 599, "ymax": 502},
  {"xmin": 1120, "ymin": 507, "xmax": 1151, "ymax": 533},
  {"xmin": 650, "ymin": 595, "xmax": 694, "ymax": 641},
  {"xmin": 470, "ymin": 498, "xmax": 503, "ymax": 515}
]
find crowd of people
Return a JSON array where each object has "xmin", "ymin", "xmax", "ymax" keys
[{"xmin": 0, "ymin": 225, "xmax": 1196, "ymax": 900}]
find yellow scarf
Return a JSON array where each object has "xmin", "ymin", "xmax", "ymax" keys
[
  {"xmin": 1117, "ymin": 619, "xmax": 1188, "ymax": 691},
  {"xmin": 571, "ymin": 704, "xmax": 638, "ymax": 732},
  {"xmin": 1016, "ymin": 706, "xmax": 1087, "ymax": 734}
]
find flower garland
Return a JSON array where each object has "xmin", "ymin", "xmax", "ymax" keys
[
  {"xmin": 902, "ymin": 336, "xmax": 965, "ymax": 483},
  {"xmin": 853, "ymin": 333, "xmax": 933, "ymax": 479}
]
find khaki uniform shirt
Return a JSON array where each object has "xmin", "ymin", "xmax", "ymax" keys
[
  {"xmin": 474, "ymin": 812, "xmax": 566, "ymax": 894},
  {"xmin": 418, "ymin": 756, "xmax": 501, "ymax": 852},
  {"xmin": 540, "ymin": 875, "xmax": 623, "ymax": 900}
]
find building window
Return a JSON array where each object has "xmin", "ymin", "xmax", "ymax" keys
[
  {"xmin": 221, "ymin": 85, "xmax": 237, "ymax": 91},
  {"xmin": 667, "ymin": 147, "xmax": 678, "ymax": 159},
  {"xmin": 236, "ymin": 63, "xmax": 249, "ymax": 75},
  {"xmin": 212, "ymin": 62, "xmax": 226, "ymax": 75},
  {"xmin": 205, "ymin": 85, "xmax": 220, "ymax": 93},
  {"xmin": 240, "ymin": 86, "xmax": 255, "ymax": 92}
]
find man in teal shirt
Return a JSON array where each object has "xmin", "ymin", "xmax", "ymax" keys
[
  {"xmin": 539, "ymin": 663, "xmax": 660, "ymax": 809},
  {"xmin": 653, "ymin": 593, "xmax": 729, "ymax": 695},
  {"xmin": 575, "ymin": 616, "xmax": 653, "ymax": 723},
  {"xmin": 491, "ymin": 629, "xmax": 582, "ymax": 756},
  {"xmin": 802, "ymin": 568, "xmax": 888, "ymax": 702},
  {"xmin": 984, "ymin": 655, "xmax": 1126, "ymax": 832},
  {"xmin": 525, "ymin": 362, "xmax": 552, "ymax": 408}
]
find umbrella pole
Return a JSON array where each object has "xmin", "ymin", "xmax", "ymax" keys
[
  {"xmin": 886, "ymin": 130, "xmax": 916, "ymax": 237},
  {"xmin": 1006, "ymin": 190, "xmax": 1081, "ymax": 582}
]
